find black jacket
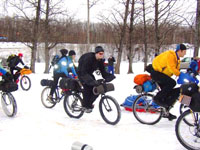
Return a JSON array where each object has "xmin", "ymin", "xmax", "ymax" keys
[
  {"xmin": 78, "ymin": 52, "xmax": 115, "ymax": 86},
  {"xmin": 9, "ymin": 56, "xmax": 24, "ymax": 68}
]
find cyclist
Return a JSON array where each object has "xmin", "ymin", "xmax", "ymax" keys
[
  {"xmin": 77, "ymin": 46, "xmax": 116, "ymax": 113},
  {"xmin": 151, "ymin": 43, "xmax": 187, "ymax": 120},
  {"xmin": 8, "ymin": 53, "xmax": 25, "ymax": 82},
  {"xmin": 68, "ymin": 50, "xmax": 78, "ymax": 74},
  {"xmin": 48, "ymin": 49, "xmax": 78, "ymax": 103}
]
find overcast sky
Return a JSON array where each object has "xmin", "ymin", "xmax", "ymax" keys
[{"xmin": 0, "ymin": 0, "xmax": 197, "ymax": 23}]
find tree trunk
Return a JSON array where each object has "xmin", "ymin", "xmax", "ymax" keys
[
  {"xmin": 44, "ymin": 0, "xmax": 50, "ymax": 73},
  {"xmin": 30, "ymin": 0, "xmax": 41, "ymax": 73},
  {"xmin": 142, "ymin": 0, "xmax": 148, "ymax": 71},
  {"xmin": 194, "ymin": 0, "xmax": 200, "ymax": 57},
  {"xmin": 154, "ymin": 0, "xmax": 160, "ymax": 54},
  {"xmin": 127, "ymin": 0, "xmax": 135, "ymax": 74},
  {"xmin": 115, "ymin": 0, "xmax": 130, "ymax": 74}
]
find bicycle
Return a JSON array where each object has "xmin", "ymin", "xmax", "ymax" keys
[
  {"xmin": 0, "ymin": 78, "xmax": 18, "ymax": 117},
  {"xmin": 41, "ymin": 79, "xmax": 65, "ymax": 108},
  {"xmin": 175, "ymin": 109, "xmax": 200, "ymax": 150},
  {"xmin": 132, "ymin": 71, "xmax": 198, "ymax": 125},
  {"xmin": 1, "ymin": 91, "xmax": 17, "ymax": 117},
  {"xmin": 63, "ymin": 79, "xmax": 121, "ymax": 125},
  {"xmin": 15, "ymin": 67, "xmax": 32, "ymax": 91}
]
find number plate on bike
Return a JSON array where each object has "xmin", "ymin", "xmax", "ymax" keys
[{"xmin": 179, "ymin": 95, "xmax": 191, "ymax": 106}]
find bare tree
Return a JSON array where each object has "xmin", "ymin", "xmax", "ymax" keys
[
  {"xmin": 127, "ymin": 0, "xmax": 135, "ymax": 74},
  {"xmin": 194, "ymin": 0, "xmax": 200, "ymax": 57}
]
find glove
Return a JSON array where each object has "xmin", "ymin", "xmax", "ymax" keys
[
  {"xmin": 24, "ymin": 66, "xmax": 29, "ymax": 69},
  {"xmin": 74, "ymin": 76, "xmax": 78, "ymax": 79},
  {"xmin": 105, "ymin": 75, "xmax": 116, "ymax": 82}
]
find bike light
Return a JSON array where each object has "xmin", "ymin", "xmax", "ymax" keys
[
  {"xmin": 61, "ymin": 61, "xmax": 67, "ymax": 66},
  {"xmin": 69, "ymin": 63, "xmax": 73, "ymax": 68},
  {"xmin": 183, "ymin": 79, "xmax": 189, "ymax": 83},
  {"xmin": 54, "ymin": 64, "xmax": 59, "ymax": 69}
]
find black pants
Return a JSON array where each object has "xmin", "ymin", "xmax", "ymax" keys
[
  {"xmin": 50, "ymin": 73, "xmax": 66, "ymax": 96},
  {"xmin": 151, "ymin": 70, "xmax": 180, "ymax": 106},
  {"xmin": 82, "ymin": 83, "xmax": 99, "ymax": 108},
  {"xmin": 10, "ymin": 66, "xmax": 22, "ymax": 81}
]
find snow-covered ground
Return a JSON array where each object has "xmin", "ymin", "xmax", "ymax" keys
[{"xmin": 0, "ymin": 62, "xmax": 187, "ymax": 150}]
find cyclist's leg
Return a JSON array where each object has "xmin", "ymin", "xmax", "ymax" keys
[
  {"xmin": 50, "ymin": 73, "xmax": 60, "ymax": 96},
  {"xmin": 151, "ymin": 71, "xmax": 176, "ymax": 102},
  {"xmin": 82, "ymin": 84, "xmax": 98, "ymax": 109}
]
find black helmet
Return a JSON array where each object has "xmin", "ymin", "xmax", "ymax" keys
[
  {"xmin": 69, "ymin": 50, "xmax": 76, "ymax": 56},
  {"xmin": 95, "ymin": 46, "xmax": 104, "ymax": 53},
  {"xmin": 60, "ymin": 49, "xmax": 68, "ymax": 56}
]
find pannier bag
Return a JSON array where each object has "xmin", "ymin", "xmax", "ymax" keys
[
  {"xmin": 40, "ymin": 79, "xmax": 54, "ymax": 87},
  {"xmin": 0, "ymin": 81, "xmax": 18, "ymax": 92},
  {"xmin": 190, "ymin": 92, "xmax": 200, "ymax": 112},
  {"xmin": 93, "ymin": 83, "xmax": 114, "ymax": 95},
  {"xmin": 134, "ymin": 74, "xmax": 151, "ymax": 85},
  {"xmin": 180, "ymin": 82, "xmax": 199, "ymax": 96},
  {"xmin": 59, "ymin": 78, "xmax": 81, "ymax": 91},
  {"xmin": 142, "ymin": 80, "xmax": 156, "ymax": 92}
]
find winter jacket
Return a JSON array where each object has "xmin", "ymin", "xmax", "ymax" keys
[
  {"xmin": 152, "ymin": 50, "xmax": 180, "ymax": 77},
  {"xmin": 53, "ymin": 56, "xmax": 77, "ymax": 78},
  {"xmin": 8, "ymin": 56, "xmax": 24, "ymax": 68},
  {"xmin": 189, "ymin": 60, "xmax": 198, "ymax": 74},
  {"xmin": 78, "ymin": 52, "xmax": 115, "ymax": 86}
]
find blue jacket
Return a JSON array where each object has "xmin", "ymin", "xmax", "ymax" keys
[
  {"xmin": 189, "ymin": 60, "xmax": 198, "ymax": 74},
  {"xmin": 53, "ymin": 56, "xmax": 77, "ymax": 78},
  {"xmin": 0, "ymin": 67, "xmax": 7, "ymax": 75}
]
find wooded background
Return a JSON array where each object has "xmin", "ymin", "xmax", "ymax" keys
[{"xmin": 0, "ymin": 0, "xmax": 199, "ymax": 74}]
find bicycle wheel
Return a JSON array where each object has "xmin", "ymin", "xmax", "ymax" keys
[
  {"xmin": 63, "ymin": 93, "xmax": 84, "ymax": 118},
  {"xmin": 175, "ymin": 110, "xmax": 200, "ymax": 150},
  {"xmin": 41, "ymin": 87, "xmax": 57, "ymax": 108},
  {"xmin": 132, "ymin": 93, "xmax": 163, "ymax": 125},
  {"xmin": 1, "ymin": 92, "xmax": 17, "ymax": 117},
  {"xmin": 20, "ymin": 75, "xmax": 31, "ymax": 91},
  {"xmin": 99, "ymin": 95, "xmax": 121, "ymax": 125}
]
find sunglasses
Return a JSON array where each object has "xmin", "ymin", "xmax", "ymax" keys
[{"xmin": 98, "ymin": 52, "xmax": 104, "ymax": 55}]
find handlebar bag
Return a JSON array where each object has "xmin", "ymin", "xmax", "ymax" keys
[{"xmin": 40, "ymin": 79, "xmax": 54, "ymax": 87}]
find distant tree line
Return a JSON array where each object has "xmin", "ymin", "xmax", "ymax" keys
[{"xmin": 0, "ymin": 16, "xmax": 194, "ymax": 44}]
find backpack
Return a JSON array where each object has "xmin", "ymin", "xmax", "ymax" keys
[
  {"xmin": 51, "ymin": 55, "xmax": 60, "ymax": 66},
  {"xmin": 7, "ymin": 54, "xmax": 16, "ymax": 63},
  {"xmin": 134, "ymin": 74, "xmax": 151, "ymax": 85}
]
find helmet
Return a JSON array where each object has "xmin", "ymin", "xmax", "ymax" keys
[
  {"xmin": 60, "ymin": 49, "xmax": 68, "ymax": 56},
  {"xmin": 69, "ymin": 50, "xmax": 76, "ymax": 56},
  {"xmin": 18, "ymin": 53, "xmax": 23, "ymax": 57}
]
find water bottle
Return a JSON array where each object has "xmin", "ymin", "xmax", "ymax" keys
[{"xmin": 71, "ymin": 141, "xmax": 93, "ymax": 150}]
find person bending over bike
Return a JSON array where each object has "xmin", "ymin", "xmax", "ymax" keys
[
  {"xmin": 151, "ymin": 43, "xmax": 187, "ymax": 120},
  {"xmin": 0, "ymin": 65, "xmax": 13, "ymax": 82},
  {"xmin": 8, "ymin": 53, "xmax": 25, "ymax": 82},
  {"xmin": 48, "ymin": 49, "xmax": 78, "ymax": 103},
  {"xmin": 77, "ymin": 46, "xmax": 116, "ymax": 113}
]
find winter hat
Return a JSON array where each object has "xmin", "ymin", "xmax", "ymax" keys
[
  {"xmin": 95, "ymin": 46, "xmax": 104, "ymax": 53},
  {"xmin": 176, "ymin": 44, "xmax": 187, "ymax": 51},
  {"xmin": 69, "ymin": 50, "xmax": 76, "ymax": 56},
  {"xmin": 60, "ymin": 49, "xmax": 68, "ymax": 56}
]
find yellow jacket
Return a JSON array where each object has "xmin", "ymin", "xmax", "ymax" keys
[{"xmin": 152, "ymin": 50, "xmax": 180, "ymax": 77}]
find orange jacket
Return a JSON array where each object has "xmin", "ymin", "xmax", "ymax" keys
[{"xmin": 152, "ymin": 50, "xmax": 180, "ymax": 77}]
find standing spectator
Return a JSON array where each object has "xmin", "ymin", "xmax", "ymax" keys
[
  {"xmin": 188, "ymin": 57, "xmax": 200, "ymax": 75},
  {"xmin": 107, "ymin": 55, "xmax": 115, "ymax": 75}
]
